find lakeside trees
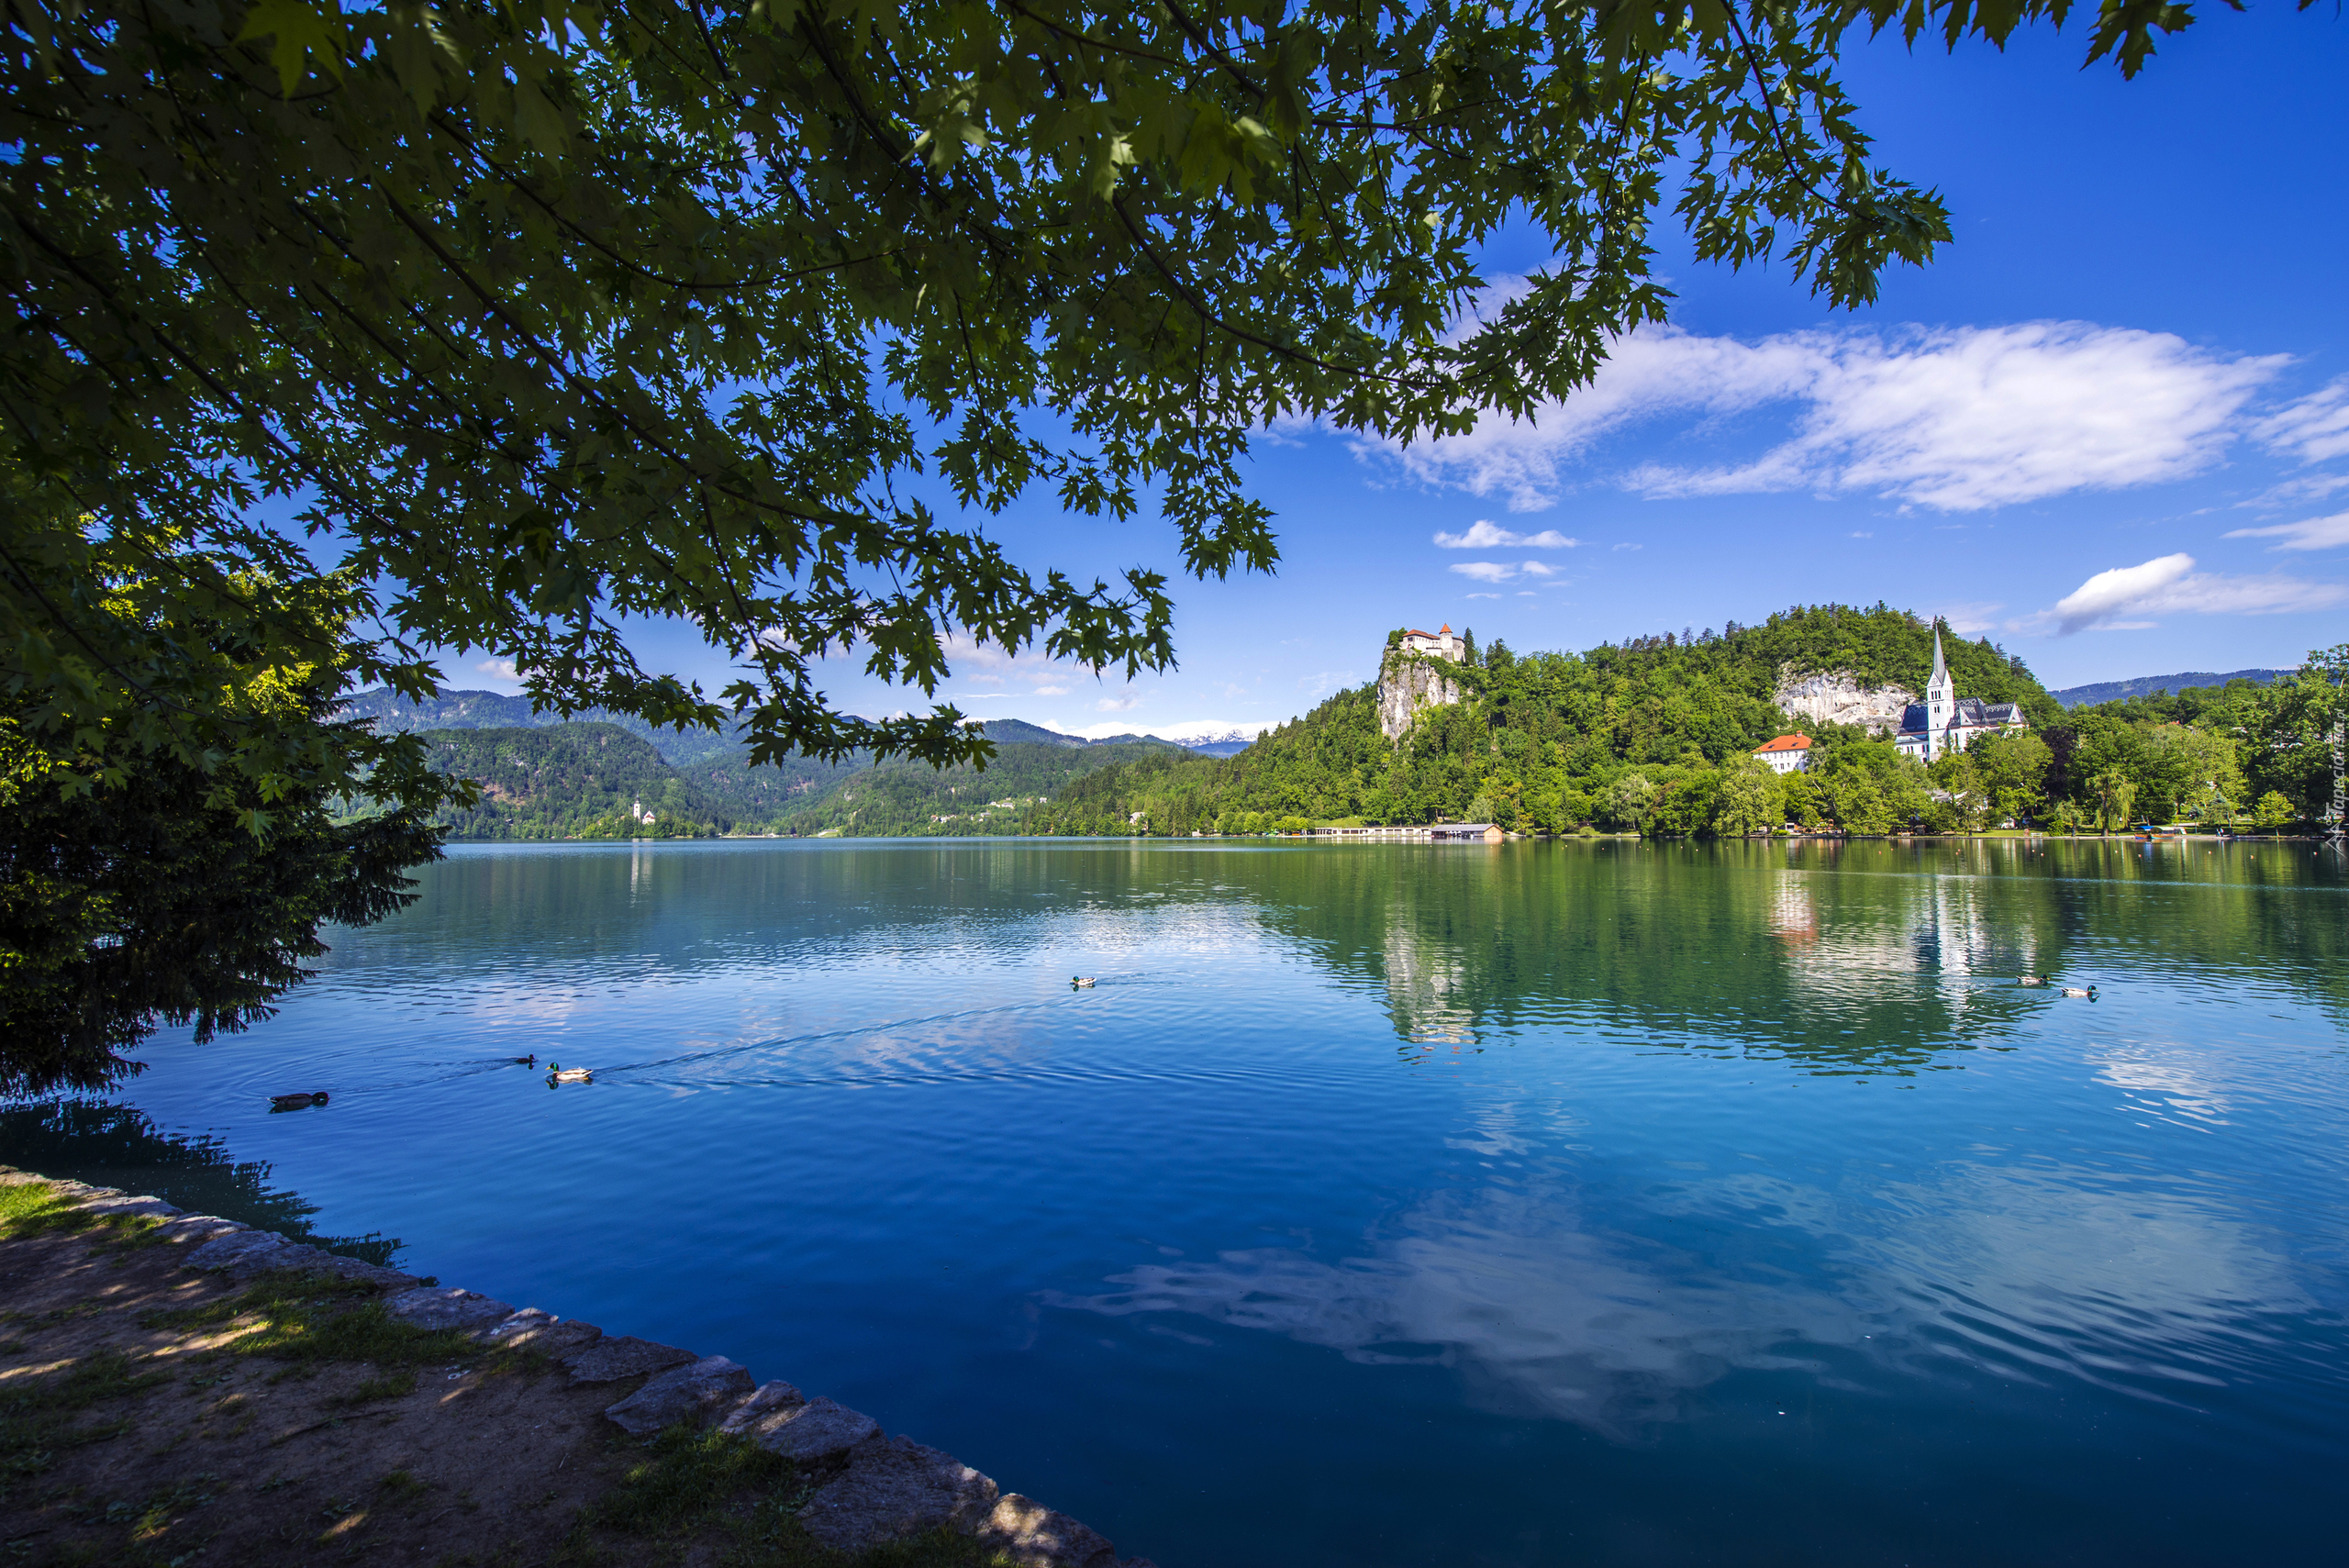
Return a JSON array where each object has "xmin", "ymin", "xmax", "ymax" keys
[
  {"xmin": 2, "ymin": 0, "xmax": 2317, "ymax": 1070},
  {"xmin": 1011, "ymin": 619, "xmax": 2343, "ymax": 840}
]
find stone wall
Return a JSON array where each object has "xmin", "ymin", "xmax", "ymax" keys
[
  {"xmin": 0, "ymin": 1167, "xmax": 1154, "ymax": 1568},
  {"xmin": 1377, "ymin": 648, "xmax": 1462, "ymax": 740},
  {"xmin": 1773, "ymin": 667, "xmax": 1914, "ymax": 733}
]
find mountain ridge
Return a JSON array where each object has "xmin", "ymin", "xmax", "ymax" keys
[{"xmin": 2050, "ymin": 668, "xmax": 2292, "ymax": 708}]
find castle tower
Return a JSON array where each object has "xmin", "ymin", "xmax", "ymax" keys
[{"xmin": 1923, "ymin": 626, "xmax": 1955, "ymax": 762}]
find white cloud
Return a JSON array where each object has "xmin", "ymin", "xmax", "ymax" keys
[
  {"xmin": 938, "ymin": 630, "xmax": 1074, "ymax": 687},
  {"xmin": 1095, "ymin": 691, "xmax": 1142, "ymax": 712},
  {"xmin": 1464, "ymin": 592, "xmax": 1502, "ymax": 600},
  {"xmin": 1297, "ymin": 669, "xmax": 1359, "ymax": 699},
  {"xmin": 473, "ymin": 658, "xmax": 520, "ymax": 683},
  {"xmin": 1431, "ymin": 520, "xmax": 1579, "ymax": 549},
  {"xmin": 1612, "ymin": 541, "xmax": 1642, "ymax": 551},
  {"xmin": 1520, "ymin": 561, "xmax": 1557, "ymax": 577},
  {"xmin": 1849, "ymin": 531, "xmax": 1875, "ymax": 539},
  {"xmin": 2223, "ymin": 510, "xmax": 2349, "ymax": 551},
  {"xmin": 1384, "ymin": 322, "xmax": 2284, "ymax": 513},
  {"xmin": 2035, "ymin": 552, "xmax": 2347, "ymax": 635},
  {"xmin": 1448, "ymin": 561, "xmax": 1520, "ymax": 583},
  {"xmin": 1932, "ymin": 601, "xmax": 2006, "ymax": 635},
  {"xmin": 1073, "ymin": 718, "xmax": 1274, "ymax": 743},
  {"xmin": 2257, "ymin": 376, "xmax": 2349, "ymax": 464},
  {"xmin": 1032, "ymin": 684, "xmax": 1071, "ymax": 696}
]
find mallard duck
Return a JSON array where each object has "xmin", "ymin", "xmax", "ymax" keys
[
  {"xmin": 1071, "ymin": 976, "xmax": 1097, "ymax": 988},
  {"xmin": 546, "ymin": 1062, "xmax": 594, "ymax": 1084},
  {"xmin": 2017, "ymin": 976, "xmax": 2048, "ymax": 987},
  {"xmin": 269, "ymin": 1091, "xmax": 328, "ymax": 1111},
  {"xmin": 509, "ymin": 1054, "xmax": 537, "ymax": 1066},
  {"xmin": 2058, "ymin": 985, "xmax": 2097, "ymax": 998}
]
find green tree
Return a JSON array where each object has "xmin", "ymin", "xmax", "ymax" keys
[
  {"xmin": 2253, "ymin": 790, "xmax": 2298, "ymax": 830},
  {"xmin": 6, "ymin": 0, "xmax": 2254, "ymax": 776},
  {"xmin": 2088, "ymin": 768, "xmax": 2139, "ymax": 833},
  {"xmin": 1607, "ymin": 773, "xmax": 1661, "ymax": 834},
  {"xmin": 1712, "ymin": 759, "xmax": 1785, "ymax": 837}
]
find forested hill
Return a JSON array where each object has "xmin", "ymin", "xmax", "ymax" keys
[
  {"xmin": 423, "ymin": 725, "xmax": 732, "ymax": 840},
  {"xmin": 412, "ymin": 721, "xmax": 1192, "ymax": 839},
  {"xmin": 1030, "ymin": 605, "xmax": 2062, "ymax": 836},
  {"xmin": 2051, "ymin": 668, "xmax": 2292, "ymax": 707}
]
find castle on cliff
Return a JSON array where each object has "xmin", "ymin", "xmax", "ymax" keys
[
  {"xmin": 1378, "ymin": 625, "xmax": 1466, "ymax": 740},
  {"xmin": 1894, "ymin": 628, "xmax": 2029, "ymax": 762}
]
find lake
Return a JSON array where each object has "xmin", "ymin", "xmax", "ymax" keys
[{"xmin": 16, "ymin": 837, "xmax": 2349, "ymax": 1567}]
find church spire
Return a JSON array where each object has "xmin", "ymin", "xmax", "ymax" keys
[{"xmin": 1929, "ymin": 624, "xmax": 1949, "ymax": 689}]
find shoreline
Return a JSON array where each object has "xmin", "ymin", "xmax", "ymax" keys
[{"xmin": 0, "ymin": 1166, "xmax": 1152, "ymax": 1568}]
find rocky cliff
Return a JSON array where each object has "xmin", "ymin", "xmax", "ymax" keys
[
  {"xmin": 1378, "ymin": 648, "xmax": 1462, "ymax": 740},
  {"xmin": 1774, "ymin": 668, "xmax": 1914, "ymax": 732}
]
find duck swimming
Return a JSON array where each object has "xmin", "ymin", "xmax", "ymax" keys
[
  {"xmin": 1071, "ymin": 976, "xmax": 1097, "ymax": 989},
  {"xmin": 269, "ymin": 1092, "xmax": 328, "ymax": 1111},
  {"xmin": 546, "ymin": 1063, "xmax": 593, "ymax": 1084},
  {"xmin": 2017, "ymin": 976, "xmax": 2048, "ymax": 987},
  {"xmin": 2058, "ymin": 985, "xmax": 2097, "ymax": 998}
]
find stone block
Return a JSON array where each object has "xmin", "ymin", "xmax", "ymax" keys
[
  {"xmin": 561, "ymin": 1335, "xmax": 697, "ymax": 1385},
  {"xmin": 738, "ymin": 1395, "xmax": 877, "ymax": 1463},
  {"xmin": 976, "ymin": 1493, "xmax": 1121, "ymax": 1568},
  {"xmin": 384, "ymin": 1285, "xmax": 516, "ymax": 1333},
  {"xmin": 604, "ymin": 1354, "xmax": 756, "ymax": 1435},
  {"xmin": 716, "ymin": 1380, "xmax": 806, "ymax": 1436},
  {"xmin": 799, "ymin": 1436, "xmax": 998, "ymax": 1553},
  {"xmin": 75, "ymin": 1194, "xmax": 184, "ymax": 1219},
  {"xmin": 188, "ymin": 1229, "xmax": 288, "ymax": 1273},
  {"xmin": 484, "ymin": 1309, "xmax": 604, "ymax": 1357}
]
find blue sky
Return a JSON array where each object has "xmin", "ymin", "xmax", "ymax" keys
[{"xmin": 467, "ymin": 7, "xmax": 2349, "ymax": 741}]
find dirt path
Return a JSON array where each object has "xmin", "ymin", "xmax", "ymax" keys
[{"xmin": 0, "ymin": 1175, "xmax": 1142, "ymax": 1568}]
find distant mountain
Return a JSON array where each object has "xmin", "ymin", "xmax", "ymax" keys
[
  {"xmin": 969, "ymin": 717, "xmax": 1093, "ymax": 749},
  {"xmin": 343, "ymin": 687, "xmax": 748, "ymax": 764},
  {"xmin": 418, "ymin": 724, "xmax": 730, "ymax": 839},
  {"xmin": 971, "ymin": 717, "xmax": 1233, "ymax": 754},
  {"xmin": 2052, "ymin": 668, "xmax": 2292, "ymax": 708}
]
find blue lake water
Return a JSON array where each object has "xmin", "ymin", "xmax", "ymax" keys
[{"xmin": 17, "ymin": 837, "xmax": 2349, "ymax": 1566}]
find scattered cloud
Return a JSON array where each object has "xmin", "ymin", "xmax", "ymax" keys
[
  {"xmin": 2256, "ymin": 376, "xmax": 2349, "ymax": 464},
  {"xmin": 2032, "ymin": 552, "xmax": 2346, "ymax": 635},
  {"xmin": 2223, "ymin": 510, "xmax": 2349, "ymax": 551},
  {"xmin": 1464, "ymin": 592, "xmax": 1502, "ymax": 600},
  {"xmin": 939, "ymin": 629, "xmax": 1074, "ymax": 688},
  {"xmin": 1521, "ymin": 561, "xmax": 1558, "ymax": 577},
  {"xmin": 1381, "ymin": 321, "xmax": 2284, "ymax": 513},
  {"xmin": 1095, "ymin": 691, "xmax": 1142, "ymax": 712},
  {"xmin": 1932, "ymin": 601, "xmax": 2006, "ymax": 635},
  {"xmin": 1612, "ymin": 541, "xmax": 1642, "ymax": 551},
  {"xmin": 1298, "ymin": 669, "xmax": 1359, "ymax": 699},
  {"xmin": 1074, "ymin": 718, "xmax": 1274, "ymax": 743},
  {"xmin": 1431, "ymin": 520, "xmax": 1579, "ymax": 549},
  {"xmin": 1449, "ymin": 561, "xmax": 1520, "ymax": 583},
  {"xmin": 1848, "ymin": 531, "xmax": 1875, "ymax": 539},
  {"xmin": 473, "ymin": 658, "xmax": 520, "ymax": 683}
]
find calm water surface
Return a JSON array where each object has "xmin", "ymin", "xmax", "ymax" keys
[{"xmin": 22, "ymin": 838, "xmax": 2349, "ymax": 1566}]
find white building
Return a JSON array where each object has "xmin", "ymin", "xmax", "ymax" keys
[
  {"xmin": 1400, "ymin": 625, "xmax": 1466, "ymax": 662},
  {"xmin": 1894, "ymin": 628, "xmax": 2029, "ymax": 763},
  {"xmin": 1753, "ymin": 734, "xmax": 1814, "ymax": 774}
]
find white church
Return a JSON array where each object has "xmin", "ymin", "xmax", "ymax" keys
[{"xmin": 1894, "ymin": 628, "xmax": 2030, "ymax": 762}]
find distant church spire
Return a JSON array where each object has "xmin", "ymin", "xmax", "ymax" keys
[{"xmin": 1928, "ymin": 624, "xmax": 1951, "ymax": 693}]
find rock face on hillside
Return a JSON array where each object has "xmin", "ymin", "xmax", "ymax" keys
[
  {"xmin": 1775, "ymin": 668, "xmax": 1913, "ymax": 733},
  {"xmin": 1378, "ymin": 648, "xmax": 1463, "ymax": 740}
]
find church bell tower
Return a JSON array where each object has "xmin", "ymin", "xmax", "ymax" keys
[{"xmin": 1923, "ymin": 626, "xmax": 1955, "ymax": 762}]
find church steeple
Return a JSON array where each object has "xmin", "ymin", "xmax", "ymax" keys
[{"xmin": 1924, "ymin": 623, "xmax": 1956, "ymax": 760}]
